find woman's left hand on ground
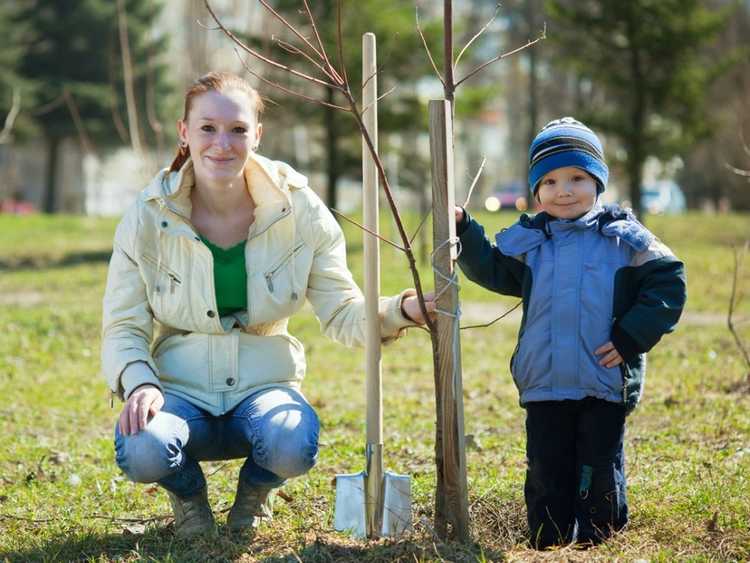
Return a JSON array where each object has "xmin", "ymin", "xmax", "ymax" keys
[
  {"xmin": 401, "ymin": 292, "xmax": 437, "ymax": 325},
  {"xmin": 595, "ymin": 341, "xmax": 624, "ymax": 368}
]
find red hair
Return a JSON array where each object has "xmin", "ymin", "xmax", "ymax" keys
[{"xmin": 169, "ymin": 71, "xmax": 264, "ymax": 173}]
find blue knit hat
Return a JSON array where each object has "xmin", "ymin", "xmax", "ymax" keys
[{"xmin": 528, "ymin": 117, "xmax": 609, "ymax": 195}]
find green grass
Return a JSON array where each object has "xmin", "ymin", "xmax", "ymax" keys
[{"xmin": 0, "ymin": 211, "xmax": 748, "ymax": 562}]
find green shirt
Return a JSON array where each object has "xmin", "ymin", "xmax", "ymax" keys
[{"xmin": 200, "ymin": 236, "xmax": 247, "ymax": 317}]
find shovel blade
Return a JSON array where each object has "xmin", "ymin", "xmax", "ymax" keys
[
  {"xmin": 381, "ymin": 471, "xmax": 411, "ymax": 536},
  {"xmin": 333, "ymin": 472, "xmax": 366, "ymax": 537}
]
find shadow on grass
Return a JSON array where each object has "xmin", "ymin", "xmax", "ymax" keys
[
  {"xmin": 2, "ymin": 526, "xmax": 505, "ymax": 563},
  {"xmin": 0, "ymin": 250, "xmax": 112, "ymax": 272}
]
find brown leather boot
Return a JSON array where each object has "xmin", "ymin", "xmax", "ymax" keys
[
  {"xmin": 227, "ymin": 480, "xmax": 274, "ymax": 534},
  {"xmin": 166, "ymin": 487, "xmax": 216, "ymax": 538}
]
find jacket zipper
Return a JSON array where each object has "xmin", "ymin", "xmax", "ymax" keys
[{"xmin": 265, "ymin": 242, "xmax": 304, "ymax": 292}]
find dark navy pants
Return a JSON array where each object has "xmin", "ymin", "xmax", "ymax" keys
[{"xmin": 524, "ymin": 398, "xmax": 628, "ymax": 549}]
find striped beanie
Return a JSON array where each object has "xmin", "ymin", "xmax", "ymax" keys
[{"xmin": 528, "ymin": 117, "xmax": 608, "ymax": 195}]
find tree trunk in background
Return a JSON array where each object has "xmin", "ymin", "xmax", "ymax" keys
[
  {"xmin": 525, "ymin": 0, "xmax": 539, "ymax": 189},
  {"xmin": 325, "ymin": 89, "xmax": 339, "ymax": 210},
  {"xmin": 43, "ymin": 135, "xmax": 60, "ymax": 213},
  {"xmin": 627, "ymin": 16, "xmax": 645, "ymax": 219}
]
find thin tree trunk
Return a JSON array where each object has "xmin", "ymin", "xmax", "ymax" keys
[
  {"xmin": 44, "ymin": 136, "xmax": 61, "ymax": 214},
  {"xmin": 627, "ymin": 13, "xmax": 645, "ymax": 219},
  {"xmin": 526, "ymin": 0, "xmax": 539, "ymax": 188}
]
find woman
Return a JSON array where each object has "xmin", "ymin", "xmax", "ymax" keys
[{"xmin": 101, "ymin": 71, "xmax": 432, "ymax": 538}]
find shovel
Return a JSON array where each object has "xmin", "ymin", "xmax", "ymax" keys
[{"xmin": 333, "ymin": 33, "xmax": 412, "ymax": 539}]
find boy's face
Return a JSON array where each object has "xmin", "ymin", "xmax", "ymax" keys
[{"xmin": 536, "ymin": 166, "xmax": 597, "ymax": 219}]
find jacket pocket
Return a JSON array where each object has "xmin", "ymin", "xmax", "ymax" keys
[
  {"xmin": 264, "ymin": 242, "xmax": 305, "ymax": 294},
  {"xmin": 141, "ymin": 253, "xmax": 184, "ymax": 320}
]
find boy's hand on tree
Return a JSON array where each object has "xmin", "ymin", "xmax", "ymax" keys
[
  {"xmin": 455, "ymin": 206, "xmax": 464, "ymax": 224},
  {"xmin": 402, "ymin": 292, "xmax": 437, "ymax": 325},
  {"xmin": 595, "ymin": 341, "xmax": 624, "ymax": 368}
]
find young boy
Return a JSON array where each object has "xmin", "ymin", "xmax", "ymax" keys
[{"xmin": 455, "ymin": 117, "xmax": 686, "ymax": 548}]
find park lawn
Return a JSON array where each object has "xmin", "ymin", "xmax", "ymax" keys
[{"xmin": 0, "ymin": 211, "xmax": 748, "ymax": 562}]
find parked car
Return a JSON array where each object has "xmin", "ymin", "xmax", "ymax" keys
[
  {"xmin": 484, "ymin": 181, "xmax": 529, "ymax": 212},
  {"xmin": 641, "ymin": 180, "xmax": 686, "ymax": 214}
]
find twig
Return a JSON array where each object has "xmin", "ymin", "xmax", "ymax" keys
[
  {"xmin": 330, "ymin": 208, "xmax": 405, "ymax": 252},
  {"xmin": 235, "ymin": 50, "xmax": 350, "ymax": 112},
  {"xmin": 204, "ymin": 1, "xmax": 341, "ymax": 90},
  {"xmin": 455, "ymin": 23, "xmax": 546, "ymax": 87},
  {"xmin": 63, "ymin": 89, "xmax": 95, "ymax": 155},
  {"xmin": 0, "ymin": 87, "xmax": 21, "ymax": 144},
  {"xmin": 454, "ymin": 3, "xmax": 501, "ymax": 70},
  {"xmin": 728, "ymin": 242, "xmax": 750, "ymax": 373},
  {"xmin": 725, "ymin": 163, "xmax": 750, "ymax": 178},
  {"xmin": 274, "ymin": 36, "xmax": 335, "ymax": 82},
  {"xmin": 410, "ymin": 210, "xmax": 432, "ymax": 245},
  {"xmin": 257, "ymin": 0, "xmax": 327, "ymax": 64},
  {"xmin": 460, "ymin": 300, "xmax": 522, "ymax": 330},
  {"xmin": 360, "ymin": 85, "xmax": 397, "ymax": 117},
  {"xmin": 206, "ymin": 462, "xmax": 230, "ymax": 477},
  {"xmin": 463, "ymin": 157, "xmax": 486, "ymax": 209},
  {"xmin": 29, "ymin": 94, "xmax": 65, "ymax": 117},
  {"xmin": 195, "ymin": 18, "xmax": 221, "ymax": 31},
  {"xmin": 302, "ymin": 0, "xmax": 342, "ymax": 84},
  {"xmin": 416, "ymin": 6, "xmax": 445, "ymax": 87},
  {"xmin": 336, "ymin": 0, "xmax": 349, "ymax": 87}
]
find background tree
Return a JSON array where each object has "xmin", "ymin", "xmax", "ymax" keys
[
  {"xmin": 12, "ymin": 0, "xmax": 171, "ymax": 213},
  {"xmin": 546, "ymin": 0, "xmax": 730, "ymax": 217}
]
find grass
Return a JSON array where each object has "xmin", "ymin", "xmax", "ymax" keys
[{"xmin": 0, "ymin": 210, "xmax": 748, "ymax": 562}]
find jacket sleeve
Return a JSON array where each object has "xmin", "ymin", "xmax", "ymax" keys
[
  {"xmin": 611, "ymin": 241, "xmax": 687, "ymax": 361},
  {"xmin": 301, "ymin": 190, "xmax": 414, "ymax": 347},
  {"xmin": 100, "ymin": 205, "xmax": 162, "ymax": 400},
  {"xmin": 456, "ymin": 210, "xmax": 525, "ymax": 297}
]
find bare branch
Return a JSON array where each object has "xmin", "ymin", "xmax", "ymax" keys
[
  {"xmin": 359, "ymin": 85, "xmax": 397, "ymax": 117},
  {"xmin": 455, "ymin": 23, "xmax": 546, "ymax": 87},
  {"xmin": 728, "ymin": 242, "xmax": 750, "ymax": 373},
  {"xmin": 725, "ymin": 162, "xmax": 750, "ymax": 178},
  {"xmin": 336, "ymin": 0, "xmax": 349, "ymax": 87},
  {"xmin": 454, "ymin": 3, "xmax": 501, "ymax": 69},
  {"xmin": 195, "ymin": 18, "xmax": 221, "ymax": 31},
  {"xmin": 274, "ymin": 36, "xmax": 336, "ymax": 82},
  {"xmin": 235, "ymin": 50, "xmax": 350, "ymax": 111},
  {"xmin": 330, "ymin": 208, "xmax": 406, "ymax": 252},
  {"xmin": 203, "ymin": 1, "xmax": 341, "ymax": 90},
  {"xmin": 463, "ymin": 157, "xmax": 486, "ymax": 209},
  {"xmin": 256, "ymin": 0, "xmax": 327, "ymax": 64},
  {"xmin": 416, "ymin": 6, "xmax": 446, "ymax": 87},
  {"xmin": 63, "ymin": 89, "xmax": 95, "ymax": 155},
  {"xmin": 460, "ymin": 300, "xmax": 522, "ymax": 330},
  {"xmin": 409, "ymin": 210, "xmax": 432, "ymax": 245},
  {"xmin": 740, "ymin": 121, "xmax": 750, "ymax": 159},
  {"xmin": 0, "ymin": 88, "xmax": 21, "ymax": 145},
  {"xmin": 301, "ymin": 0, "xmax": 343, "ymax": 85}
]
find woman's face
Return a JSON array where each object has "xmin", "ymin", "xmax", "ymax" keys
[{"xmin": 177, "ymin": 88, "xmax": 262, "ymax": 186}]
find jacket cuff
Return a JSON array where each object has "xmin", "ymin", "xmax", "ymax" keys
[
  {"xmin": 121, "ymin": 361, "xmax": 162, "ymax": 400},
  {"xmin": 611, "ymin": 324, "xmax": 642, "ymax": 362},
  {"xmin": 380, "ymin": 288, "xmax": 418, "ymax": 343}
]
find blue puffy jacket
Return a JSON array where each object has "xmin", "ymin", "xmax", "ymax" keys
[{"xmin": 457, "ymin": 203, "xmax": 686, "ymax": 412}]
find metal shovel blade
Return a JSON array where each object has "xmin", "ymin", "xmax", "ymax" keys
[
  {"xmin": 381, "ymin": 471, "xmax": 411, "ymax": 536},
  {"xmin": 334, "ymin": 470, "xmax": 411, "ymax": 538},
  {"xmin": 333, "ymin": 472, "xmax": 366, "ymax": 537}
]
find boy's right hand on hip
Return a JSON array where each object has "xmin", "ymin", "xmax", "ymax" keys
[{"xmin": 119, "ymin": 384, "xmax": 164, "ymax": 436}]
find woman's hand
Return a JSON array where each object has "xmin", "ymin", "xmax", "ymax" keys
[
  {"xmin": 455, "ymin": 206, "xmax": 464, "ymax": 224},
  {"xmin": 595, "ymin": 341, "xmax": 624, "ymax": 368},
  {"xmin": 401, "ymin": 292, "xmax": 437, "ymax": 325},
  {"xmin": 118, "ymin": 384, "xmax": 164, "ymax": 436}
]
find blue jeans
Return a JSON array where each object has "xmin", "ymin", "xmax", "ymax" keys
[
  {"xmin": 524, "ymin": 398, "xmax": 628, "ymax": 548},
  {"xmin": 114, "ymin": 387, "xmax": 319, "ymax": 498}
]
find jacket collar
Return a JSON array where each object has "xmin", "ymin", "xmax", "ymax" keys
[{"xmin": 142, "ymin": 152, "xmax": 309, "ymax": 220}]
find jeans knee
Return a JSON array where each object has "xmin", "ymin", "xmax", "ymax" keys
[{"xmin": 114, "ymin": 413, "xmax": 188, "ymax": 483}]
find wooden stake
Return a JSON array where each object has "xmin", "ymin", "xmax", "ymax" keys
[{"xmin": 428, "ymin": 99, "xmax": 470, "ymax": 542}]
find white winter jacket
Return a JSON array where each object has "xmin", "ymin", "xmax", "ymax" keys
[{"xmin": 101, "ymin": 153, "xmax": 415, "ymax": 415}]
